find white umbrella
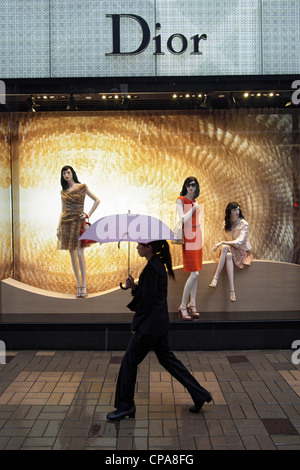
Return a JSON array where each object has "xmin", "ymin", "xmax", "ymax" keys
[{"xmin": 79, "ymin": 211, "xmax": 176, "ymax": 289}]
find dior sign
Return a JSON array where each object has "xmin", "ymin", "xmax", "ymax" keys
[{"xmin": 105, "ymin": 14, "xmax": 207, "ymax": 56}]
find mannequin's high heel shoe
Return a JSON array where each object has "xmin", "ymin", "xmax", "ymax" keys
[
  {"xmin": 209, "ymin": 278, "xmax": 218, "ymax": 288},
  {"xmin": 230, "ymin": 291, "xmax": 236, "ymax": 302},
  {"xmin": 81, "ymin": 287, "xmax": 88, "ymax": 298},
  {"xmin": 178, "ymin": 307, "xmax": 192, "ymax": 321},
  {"xmin": 187, "ymin": 303, "xmax": 200, "ymax": 319},
  {"xmin": 76, "ymin": 287, "xmax": 82, "ymax": 298}
]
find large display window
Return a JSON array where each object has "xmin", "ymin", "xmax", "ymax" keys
[{"xmin": 0, "ymin": 109, "xmax": 299, "ymax": 307}]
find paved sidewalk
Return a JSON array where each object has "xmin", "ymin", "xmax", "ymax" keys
[{"xmin": 0, "ymin": 349, "xmax": 299, "ymax": 450}]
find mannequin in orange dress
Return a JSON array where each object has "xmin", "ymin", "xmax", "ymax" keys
[
  {"xmin": 176, "ymin": 177, "xmax": 203, "ymax": 320},
  {"xmin": 57, "ymin": 166, "xmax": 100, "ymax": 298}
]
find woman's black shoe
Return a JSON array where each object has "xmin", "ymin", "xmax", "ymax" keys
[
  {"xmin": 106, "ymin": 406, "xmax": 136, "ymax": 421},
  {"xmin": 189, "ymin": 393, "xmax": 212, "ymax": 413}
]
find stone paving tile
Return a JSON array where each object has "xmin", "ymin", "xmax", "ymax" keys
[{"xmin": 0, "ymin": 349, "xmax": 299, "ymax": 450}]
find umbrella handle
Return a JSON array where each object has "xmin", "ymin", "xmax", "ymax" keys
[
  {"xmin": 120, "ymin": 272, "xmax": 134, "ymax": 290},
  {"xmin": 120, "ymin": 282, "xmax": 129, "ymax": 290}
]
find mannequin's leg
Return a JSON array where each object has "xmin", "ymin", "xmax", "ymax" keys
[
  {"xmin": 225, "ymin": 252, "xmax": 236, "ymax": 301},
  {"xmin": 209, "ymin": 245, "xmax": 228, "ymax": 286},
  {"xmin": 189, "ymin": 274, "xmax": 198, "ymax": 306},
  {"xmin": 187, "ymin": 272, "xmax": 200, "ymax": 317},
  {"xmin": 69, "ymin": 250, "xmax": 82, "ymax": 296},
  {"xmin": 179, "ymin": 272, "xmax": 199, "ymax": 318},
  {"xmin": 180, "ymin": 272, "xmax": 199, "ymax": 306},
  {"xmin": 77, "ymin": 248, "xmax": 87, "ymax": 297}
]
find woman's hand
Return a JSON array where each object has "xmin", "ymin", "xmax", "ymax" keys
[
  {"xmin": 125, "ymin": 274, "xmax": 135, "ymax": 289},
  {"xmin": 80, "ymin": 213, "xmax": 87, "ymax": 220}
]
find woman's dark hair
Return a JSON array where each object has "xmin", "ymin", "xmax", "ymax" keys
[
  {"xmin": 224, "ymin": 202, "xmax": 245, "ymax": 232},
  {"xmin": 146, "ymin": 240, "xmax": 175, "ymax": 279},
  {"xmin": 180, "ymin": 176, "xmax": 200, "ymax": 198},
  {"xmin": 60, "ymin": 165, "xmax": 80, "ymax": 190}
]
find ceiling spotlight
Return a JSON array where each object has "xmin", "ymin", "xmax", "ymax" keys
[
  {"xmin": 173, "ymin": 94, "xmax": 177, "ymax": 99},
  {"xmin": 198, "ymin": 94, "xmax": 202, "ymax": 98},
  {"xmin": 269, "ymin": 92, "xmax": 274, "ymax": 97},
  {"xmin": 185, "ymin": 94, "xmax": 190, "ymax": 98},
  {"xmin": 114, "ymin": 95, "xmax": 119, "ymax": 99},
  {"xmin": 85, "ymin": 96, "xmax": 92, "ymax": 100},
  {"xmin": 101, "ymin": 95, "xmax": 106, "ymax": 99},
  {"xmin": 243, "ymin": 92, "xmax": 249, "ymax": 98},
  {"xmin": 256, "ymin": 93, "xmax": 261, "ymax": 97}
]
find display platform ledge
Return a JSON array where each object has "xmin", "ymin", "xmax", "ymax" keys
[{"xmin": 1, "ymin": 260, "xmax": 300, "ymax": 315}]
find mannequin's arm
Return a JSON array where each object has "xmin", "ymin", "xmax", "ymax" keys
[
  {"xmin": 231, "ymin": 224, "xmax": 249, "ymax": 246},
  {"xmin": 176, "ymin": 198, "xmax": 198, "ymax": 224},
  {"xmin": 212, "ymin": 223, "xmax": 249, "ymax": 252},
  {"xmin": 212, "ymin": 239, "xmax": 235, "ymax": 252},
  {"xmin": 82, "ymin": 188, "xmax": 100, "ymax": 219},
  {"xmin": 57, "ymin": 197, "xmax": 65, "ymax": 235}
]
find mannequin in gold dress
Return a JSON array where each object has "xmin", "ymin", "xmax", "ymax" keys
[{"xmin": 57, "ymin": 166, "xmax": 100, "ymax": 297}]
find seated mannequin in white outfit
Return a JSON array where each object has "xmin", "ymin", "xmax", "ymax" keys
[{"xmin": 209, "ymin": 202, "xmax": 252, "ymax": 302}]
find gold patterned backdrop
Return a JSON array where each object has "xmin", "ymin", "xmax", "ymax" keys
[
  {"xmin": 0, "ymin": 110, "xmax": 297, "ymax": 294},
  {"xmin": 0, "ymin": 114, "xmax": 12, "ymax": 281}
]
